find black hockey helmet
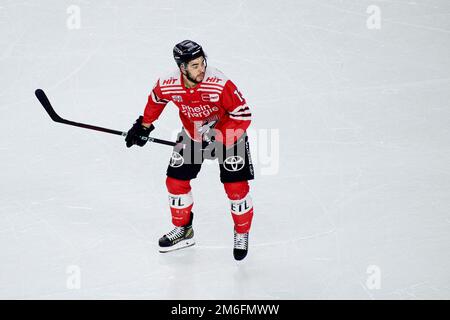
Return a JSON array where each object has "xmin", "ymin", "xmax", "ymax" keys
[{"xmin": 173, "ymin": 40, "xmax": 206, "ymax": 67}]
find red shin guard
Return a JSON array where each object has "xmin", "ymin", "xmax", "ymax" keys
[
  {"xmin": 166, "ymin": 177, "xmax": 193, "ymax": 227},
  {"xmin": 224, "ymin": 181, "xmax": 253, "ymax": 233}
]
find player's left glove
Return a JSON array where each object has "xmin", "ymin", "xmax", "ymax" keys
[{"xmin": 125, "ymin": 116, "xmax": 155, "ymax": 148}]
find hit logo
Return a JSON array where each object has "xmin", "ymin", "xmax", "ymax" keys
[
  {"xmin": 205, "ymin": 76, "xmax": 222, "ymax": 83},
  {"xmin": 163, "ymin": 77, "xmax": 177, "ymax": 85}
]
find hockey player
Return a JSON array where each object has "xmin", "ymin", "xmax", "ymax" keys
[{"xmin": 125, "ymin": 40, "xmax": 254, "ymax": 260}]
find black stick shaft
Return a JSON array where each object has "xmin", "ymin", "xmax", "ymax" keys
[{"xmin": 35, "ymin": 89, "xmax": 177, "ymax": 147}]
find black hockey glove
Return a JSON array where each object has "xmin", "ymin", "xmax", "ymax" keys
[{"xmin": 125, "ymin": 116, "xmax": 155, "ymax": 148}]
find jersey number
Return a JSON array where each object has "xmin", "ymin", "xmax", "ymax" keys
[{"xmin": 234, "ymin": 90, "xmax": 244, "ymax": 102}]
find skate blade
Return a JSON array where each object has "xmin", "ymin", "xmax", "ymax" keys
[{"xmin": 159, "ymin": 238, "xmax": 195, "ymax": 253}]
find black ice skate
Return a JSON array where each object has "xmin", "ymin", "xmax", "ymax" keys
[
  {"xmin": 233, "ymin": 230, "xmax": 249, "ymax": 261},
  {"xmin": 158, "ymin": 212, "xmax": 195, "ymax": 253}
]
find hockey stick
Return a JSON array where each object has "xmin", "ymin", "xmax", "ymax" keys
[{"xmin": 35, "ymin": 89, "xmax": 177, "ymax": 147}]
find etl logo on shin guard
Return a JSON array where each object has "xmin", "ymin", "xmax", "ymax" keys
[{"xmin": 231, "ymin": 196, "xmax": 253, "ymax": 215}]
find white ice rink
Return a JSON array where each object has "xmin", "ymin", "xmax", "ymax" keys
[{"xmin": 1, "ymin": 0, "xmax": 449, "ymax": 299}]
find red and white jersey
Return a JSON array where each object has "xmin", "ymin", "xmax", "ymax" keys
[{"xmin": 142, "ymin": 66, "xmax": 252, "ymax": 146}]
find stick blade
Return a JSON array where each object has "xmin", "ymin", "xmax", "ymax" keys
[{"xmin": 35, "ymin": 89, "xmax": 63, "ymax": 122}]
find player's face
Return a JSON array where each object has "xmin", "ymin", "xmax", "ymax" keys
[{"xmin": 184, "ymin": 56, "xmax": 206, "ymax": 83}]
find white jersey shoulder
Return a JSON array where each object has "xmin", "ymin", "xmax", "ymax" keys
[
  {"xmin": 202, "ymin": 67, "xmax": 229, "ymax": 87},
  {"xmin": 158, "ymin": 69, "xmax": 183, "ymax": 88}
]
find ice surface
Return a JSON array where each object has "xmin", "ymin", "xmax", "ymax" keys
[{"xmin": 0, "ymin": 0, "xmax": 449, "ymax": 299}]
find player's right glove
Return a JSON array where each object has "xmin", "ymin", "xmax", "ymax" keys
[{"xmin": 125, "ymin": 116, "xmax": 155, "ymax": 148}]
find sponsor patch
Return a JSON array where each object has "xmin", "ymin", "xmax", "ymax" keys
[
  {"xmin": 201, "ymin": 93, "xmax": 220, "ymax": 102},
  {"xmin": 169, "ymin": 151, "xmax": 184, "ymax": 168},
  {"xmin": 172, "ymin": 95, "xmax": 183, "ymax": 102},
  {"xmin": 223, "ymin": 155, "xmax": 245, "ymax": 172}
]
